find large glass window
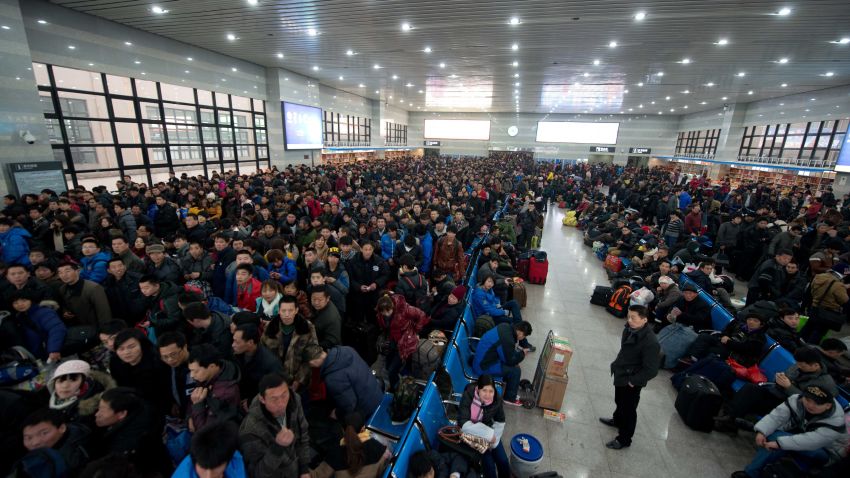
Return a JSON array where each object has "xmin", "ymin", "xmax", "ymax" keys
[
  {"xmin": 34, "ymin": 62, "xmax": 269, "ymax": 188},
  {"xmin": 322, "ymin": 110, "xmax": 371, "ymax": 145},
  {"xmin": 739, "ymin": 119, "xmax": 847, "ymax": 164},
  {"xmin": 385, "ymin": 122, "xmax": 408, "ymax": 145},
  {"xmin": 675, "ymin": 129, "xmax": 720, "ymax": 156}
]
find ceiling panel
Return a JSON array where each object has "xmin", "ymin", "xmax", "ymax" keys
[{"xmin": 48, "ymin": 0, "xmax": 850, "ymax": 114}]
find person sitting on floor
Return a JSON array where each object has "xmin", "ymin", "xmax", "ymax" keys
[{"xmin": 731, "ymin": 385, "xmax": 849, "ymax": 478}]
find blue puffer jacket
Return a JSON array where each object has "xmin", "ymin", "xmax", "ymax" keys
[
  {"xmin": 79, "ymin": 251, "xmax": 112, "ymax": 284},
  {"xmin": 321, "ymin": 346, "xmax": 383, "ymax": 419},
  {"xmin": 267, "ymin": 257, "xmax": 297, "ymax": 284},
  {"xmin": 13, "ymin": 305, "xmax": 67, "ymax": 359},
  {"xmin": 380, "ymin": 233, "xmax": 397, "ymax": 261},
  {"xmin": 472, "ymin": 323, "xmax": 523, "ymax": 376},
  {"xmin": 0, "ymin": 226, "xmax": 32, "ymax": 266},
  {"xmin": 419, "ymin": 233, "xmax": 433, "ymax": 274},
  {"xmin": 470, "ymin": 287, "xmax": 507, "ymax": 319},
  {"xmin": 173, "ymin": 451, "xmax": 247, "ymax": 478}
]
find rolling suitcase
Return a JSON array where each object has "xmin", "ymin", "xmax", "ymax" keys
[
  {"xmin": 527, "ymin": 257, "xmax": 548, "ymax": 284},
  {"xmin": 517, "ymin": 258, "xmax": 530, "ymax": 280},
  {"xmin": 675, "ymin": 374, "xmax": 723, "ymax": 432},
  {"xmin": 590, "ymin": 285, "xmax": 613, "ymax": 306}
]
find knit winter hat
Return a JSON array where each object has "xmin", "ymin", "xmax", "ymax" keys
[
  {"xmin": 451, "ymin": 285, "xmax": 468, "ymax": 301},
  {"xmin": 146, "ymin": 243, "xmax": 165, "ymax": 254},
  {"xmin": 50, "ymin": 360, "xmax": 91, "ymax": 385}
]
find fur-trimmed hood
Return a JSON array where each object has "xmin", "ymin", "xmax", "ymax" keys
[{"xmin": 49, "ymin": 369, "xmax": 117, "ymax": 417}]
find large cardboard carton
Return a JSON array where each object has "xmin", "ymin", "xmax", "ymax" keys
[
  {"xmin": 537, "ymin": 374, "xmax": 569, "ymax": 410},
  {"xmin": 541, "ymin": 335, "xmax": 573, "ymax": 377}
]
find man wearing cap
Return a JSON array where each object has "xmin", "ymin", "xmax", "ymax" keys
[
  {"xmin": 667, "ymin": 283, "xmax": 711, "ymax": 330},
  {"xmin": 732, "ymin": 385, "xmax": 849, "ymax": 478},
  {"xmin": 144, "ymin": 243, "xmax": 181, "ymax": 283}
]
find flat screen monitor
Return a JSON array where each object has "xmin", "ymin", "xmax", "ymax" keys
[
  {"xmin": 535, "ymin": 121, "xmax": 620, "ymax": 144},
  {"xmin": 423, "ymin": 119, "xmax": 491, "ymax": 140},
  {"xmin": 282, "ymin": 102, "xmax": 323, "ymax": 149},
  {"xmin": 833, "ymin": 122, "xmax": 850, "ymax": 172}
]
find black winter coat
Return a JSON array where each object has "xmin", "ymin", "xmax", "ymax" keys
[
  {"xmin": 104, "ymin": 270, "xmax": 148, "ymax": 324},
  {"xmin": 347, "ymin": 252, "xmax": 389, "ymax": 291},
  {"xmin": 610, "ymin": 324, "xmax": 660, "ymax": 387},
  {"xmin": 320, "ymin": 346, "xmax": 383, "ymax": 419}
]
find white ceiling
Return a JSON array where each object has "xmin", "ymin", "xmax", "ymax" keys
[{"xmin": 49, "ymin": 0, "xmax": 850, "ymax": 115}]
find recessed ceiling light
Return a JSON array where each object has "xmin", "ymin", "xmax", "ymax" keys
[
  {"xmin": 682, "ymin": 90, "xmax": 690, "ymax": 94},
  {"xmin": 231, "ymin": 67, "xmax": 238, "ymax": 72},
  {"xmin": 450, "ymin": 74, "xmax": 458, "ymax": 78},
  {"xmin": 141, "ymin": 72, "xmax": 146, "ymax": 75},
  {"xmin": 593, "ymin": 59, "xmax": 600, "ymax": 66},
  {"xmin": 651, "ymin": 101, "xmax": 655, "ymax": 104},
  {"xmin": 583, "ymin": 72, "xmax": 589, "ymax": 77},
  {"xmin": 748, "ymin": 90, "xmax": 754, "ymax": 95},
  {"xmin": 811, "ymin": 98, "xmax": 816, "ymax": 101},
  {"xmin": 721, "ymin": 96, "xmax": 728, "ymax": 100},
  {"xmin": 737, "ymin": 71, "xmax": 746, "ymax": 77},
  {"xmin": 68, "ymin": 45, "xmax": 76, "ymax": 49},
  {"xmin": 306, "ymin": 28, "xmax": 318, "ymax": 36},
  {"xmin": 186, "ymin": 57, "xmax": 193, "ymax": 61},
  {"xmin": 358, "ymin": 83, "xmax": 365, "ymax": 87},
  {"xmin": 151, "ymin": 5, "xmax": 169, "ymax": 14},
  {"xmin": 338, "ymin": 76, "xmax": 344, "ymax": 80},
  {"xmin": 716, "ymin": 38, "xmax": 728, "ymax": 45},
  {"xmin": 88, "ymin": 63, "xmax": 94, "ymax": 66},
  {"xmin": 823, "ymin": 71, "xmax": 835, "ymax": 77},
  {"xmin": 185, "ymin": 70, "xmax": 190, "ymax": 74},
  {"xmin": 609, "ymin": 41, "xmax": 617, "ymax": 48},
  {"xmin": 705, "ymin": 82, "xmax": 715, "ymax": 87},
  {"xmin": 246, "ymin": 0, "xmax": 258, "ymax": 5},
  {"xmin": 638, "ymin": 104, "xmax": 643, "ymax": 108},
  {"xmin": 134, "ymin": 60, "xmax": 141, "ymax": 64},
  {"xmin": 657, "ymin": 71, "xmax": 664, "ymax": 77},
  {"xmin": 515, "ymin": 82, "xmax": 520, "ymax": 86},
  {"xmin": 832, "ymin": 38, "xmax": 850, "ymax": 45},
  {"xmin": 670, "ymin": 108, "xmax": 675, "ymax": 112},
  {"xmin": 423, "ymin": 46, "xmax": 432, "ymax": 53},
  {"xmin": 777, "ymin": 57, "xmax": 789, "ymax": 63},
  {"xmin": 637, "ymin": 82, "xmax": 644, "ymax": 87},
  {"xmin": 345, "ymin": 49, "xmax": 354, "ymax": 56},
  {"xmin": 401, "ymin": 23, "xmax": 412, "ymax": 31},
  {"xmin": 1, "ymin": 25, "xmax": 10, "ymax": 30},
  {"xmin": 777, "ymin": 7, "xmax": 791, "ymax": 16},
  {"xmin": 665, "ymin": 96, "xmax": 671, "ymax": 100},
  {"xmin": 634, "ymin": 12, "xmax": 646, "ymax": 21},
  {"xmin": 700, "ymin": 101, "xmax": 707, "ymax": 105},
  {"xmin": 373, "ymin": 64, "xmax": 381, "ymax": 69},
  {"xmin": 511, "ymin": 43, "xmax": 519, "ymax": 50},
  {"xmin": 509, "ymin": 17, "xmax": 521, "ymax": 25},
  {"xmin": 514, "ymin": 73, "xmax": 519, "ymax": 78},
  {"xmin": 680, "ymin": 58, "xmax": 691, "ymax": 64},
  {"xmin": 312, "ymin": 65, "xmax": 319, "ymax": 71},
  {"xmin": 512, "ymin": 61, "xmax": 519, "ymax": 67},
  {"xmin": 37, "ymin": 19, "xmax": 47, "ymax": 24},
  {"xmin": 781, "ymin": 83, "xmax": 787, "ymax": 87},
  {"xmin": 226, "ymin": 33, "xmax": 236, "ymax": 41},
  {"xmin": 624, "ymin": 89, "xmax": 629, "ymax": 93},
  {"xmin": 438, "ymin": 62, "xmax": 446, "ymax": 68},
  {"xmin": 779, "ymin": 103, "xmax": 785, "ymax": 106},
  {"xmin": 392, "ymin": 74, "xmax": 398, "ymax": 80}
]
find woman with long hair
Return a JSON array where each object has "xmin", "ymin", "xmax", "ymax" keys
[{"xmin": 458, "ymin": 375, "xmax": 510, "ymax": 478}]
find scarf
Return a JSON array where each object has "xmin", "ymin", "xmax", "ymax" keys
[
  {"xmin": 470, "ymin": 387, "xmax": 493, "ymax": 424},
  {"xmin": 261, "ymin": 294, "xmax": 282, "ymax": 317},
  {"xmin": 50, "ymin": 381, "xmax": 90, "ymax": 410}
]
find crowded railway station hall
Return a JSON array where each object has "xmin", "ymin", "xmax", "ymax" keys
[{"xmin": 3, "ymin": 1, "xmax": 850, "ymax": 478}]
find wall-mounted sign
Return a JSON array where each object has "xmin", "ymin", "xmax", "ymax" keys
[
  {"xmin": 590, "ymin": 146, "xmax": 616, "ymax": 153},
  {"xmin": 424, "ymin": 140, "xmax": 441, "ymax": 146},
  {"xmin": 629, "ymin": 147, "xmax": 652, "ymax": 154},
  {"xmin": 8, "ymin": 161, "xmax": 67, "ymax": 196}
]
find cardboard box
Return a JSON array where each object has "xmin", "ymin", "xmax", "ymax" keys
[
  {"xmin": 541, "ymin": 335, "xmax": 573, "ymax": 377},
  {"xmin": 537, "ymin": 374, "xmax": 569, "ymax": 411},
  {"xmin": 542, "ymin": 410, "xmax": 566, "ymax": 423}
]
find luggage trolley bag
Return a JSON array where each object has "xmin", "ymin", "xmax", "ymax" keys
[
  {"xmin": 528, "ymin": 251, "xmax": 548, "ymax": 285},
  {"xmin": 675, "ymin": 374, "xmax": 723, "ymax": 432},
  {"xmin": 590, "ymin": 285, "xmax": 613, "ymax": 306}
]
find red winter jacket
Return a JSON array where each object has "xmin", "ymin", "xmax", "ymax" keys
[
  {"xmin": 236, "ymin": 277, "xmax": 262, "ymax": 311},
  {"xmin": 378, "ymin": 294, "xmax": 429, "ymax": 344}
]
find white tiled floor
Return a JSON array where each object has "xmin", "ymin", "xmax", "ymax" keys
[{"xmin": 503, "ymin": 206, "xmax": 756, "ymax": 478}]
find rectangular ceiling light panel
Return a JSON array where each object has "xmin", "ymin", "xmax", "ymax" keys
[
  {"xmin": 536, "ymin": 121, "xmax": 620, "ymax": 144},
  {"xmin": 424, "ymin": 119, "xmax": 491, "ymax": 140}
]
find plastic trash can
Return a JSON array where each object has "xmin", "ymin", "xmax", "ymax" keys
[{"xmin": 509, "ymin": 433, "xmax": 544, "ymax": 478}]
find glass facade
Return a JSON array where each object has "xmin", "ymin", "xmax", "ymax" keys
[
  {"xmin": 322, "ymin": 110, "xmax": 371, "ymax": 145},
  {"xmin": 35, "ymin": 63, "xmax": 269, "ymax": 190},
  {"xmin": 385, "ymin": 122, "xmax": 408, "ymax": 146},
  {"xmin": 675, "ymin": 129, "xmax": 721, "ymax": 156},
  {"xmin": 739, "ymin": 119, "xmax": 849, "ymax": 164}
]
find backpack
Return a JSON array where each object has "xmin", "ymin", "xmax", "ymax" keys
[
  {"xmin": 390, "ymin": 376, "xmax": 422, "ymax": 423},
  {"xmin": 403, "ymin": 274, "xmax": 432, "ymax": 312},
  {"xmin": 606, "ymin": 285, "xmax": 632, "ymax": 318},
  {"xmin": 0, "ymin": 346, "xmax": 40, "ymax": 386},
  {"xmin": 473, "ymin": 315, "xmax": 496, "ymax": 338},
  {"xmin": 412, "ymin": 331, "xmax": 448, "ymax": 379}
]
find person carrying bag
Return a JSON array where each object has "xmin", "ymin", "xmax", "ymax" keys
[{"xmin": 803, "ymin": 270, "xmax": 848, "ymax": 343}]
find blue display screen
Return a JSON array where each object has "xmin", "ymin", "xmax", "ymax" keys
[
  {"xmin": 836, "ymin": 122, "xmax": 850, "ymax": 172},
  {"xmin": 282, "ymin": 102, "xmax": 323, "ymax": 150}
]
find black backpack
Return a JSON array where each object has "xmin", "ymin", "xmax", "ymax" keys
[
  {"xmin": 473, "ymin": 315, "xmax": 495, "ymax": 338},
  {"xmin": 402, "ymin": 274, "xmax": 433, "ymax": 312},
  {"xmin": 390, "ymin": 376, "xmax": 422, "ymax": 423}
]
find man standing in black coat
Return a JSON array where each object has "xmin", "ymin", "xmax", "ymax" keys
[{"xmin": 600, "ymin": 305, "xmax": 660, "ymax": 450}]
